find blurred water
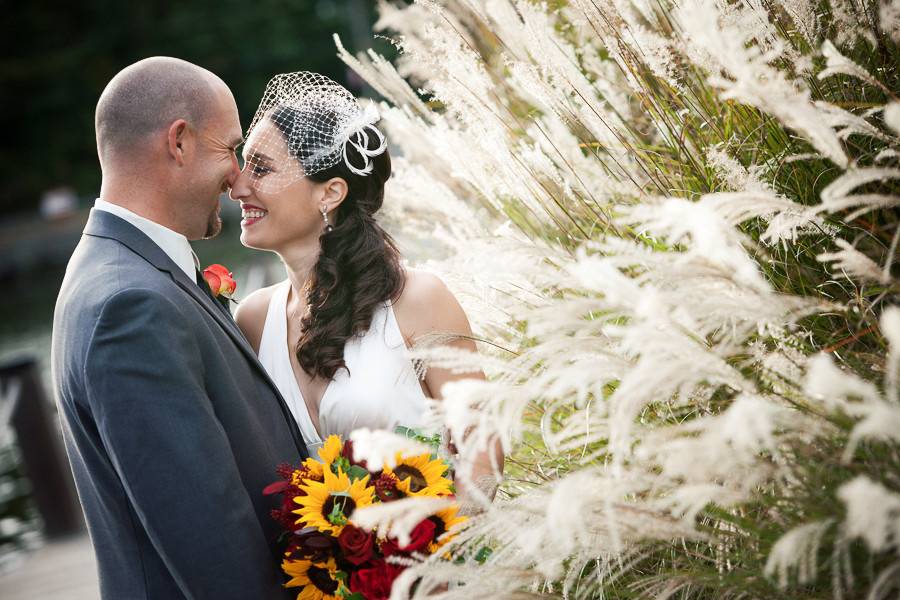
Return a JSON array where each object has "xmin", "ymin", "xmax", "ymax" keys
[{"xmin": 0, "ymin": 332, "xmax": 52, "ymax": 392}]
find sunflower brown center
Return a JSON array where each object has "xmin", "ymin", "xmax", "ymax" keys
[
  {"xmin": 323, "ymin": 494, "xmax": 357, "ymax": 521},
  {"xmin": 308, "ymin": 565, "xmax": 338, "ymax": 595},
  {"xmin": 393, "ymin": 465, "xmax": 427, "ymax": 492}
]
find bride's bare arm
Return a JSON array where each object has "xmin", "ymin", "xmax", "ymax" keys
[{"xmin": 392, "ymin": 269, "xmax": 504, "ymax": 509}]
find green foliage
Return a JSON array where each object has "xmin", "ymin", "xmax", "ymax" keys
[{"xmin": 2, "ymin": 0, "xmax": 387, "ymax": 215}]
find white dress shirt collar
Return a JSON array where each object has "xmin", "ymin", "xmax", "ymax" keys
[{"xmin": 94, "ymin": 198, "xmax": 200, "ymax": 281}]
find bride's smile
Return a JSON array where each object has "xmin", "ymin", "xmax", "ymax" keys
[{"xmin": 240, "ymin": 202, "xmax": 268, "ymax": 227}]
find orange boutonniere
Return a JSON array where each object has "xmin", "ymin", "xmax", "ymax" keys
[{"xmin": 202, "ymin": 264, "xmax": 237, "ymax": 303}]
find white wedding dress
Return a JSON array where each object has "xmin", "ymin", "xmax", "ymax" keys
[{"xmin": 258, "ymin": 280, "xmax": 430, "ymax": 456}]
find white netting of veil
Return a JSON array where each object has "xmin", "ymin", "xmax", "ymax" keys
[{"xmin": 242, "ymin": 71, "xmax": 386, "ymax": 193}]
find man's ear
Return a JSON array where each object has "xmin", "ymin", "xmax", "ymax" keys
[{"xmin": 166, "ymin": 119, "xmax": 190, "ymax": 166}]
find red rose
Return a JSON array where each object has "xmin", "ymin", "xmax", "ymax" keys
[
  {"xmin": 349, "ymin": 560, "xmax": 403, "ymax": 600},
  {"xmin": 382, "ymin": 519, "xmax": 436, "ymax": 557},
  {"xmin": 337, "ymin": 524, "xmax": 375, "ymax": 565},
  {"xmin": 401, "ymin": 518, "xmax": 437, "ymax": 553},
  {"xmin": 202, "ymin": 264, "xmax": 236, "ymax": 298},
  {"xmin": 380, "ymin": 537, "xmax": 401, "ymax": 557}
]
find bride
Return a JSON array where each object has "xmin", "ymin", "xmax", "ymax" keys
[{"xmin": 229, "ymin": 72, "xmax": 502, "ymax": 505}]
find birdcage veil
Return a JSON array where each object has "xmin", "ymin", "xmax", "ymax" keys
[{"xmin": 242, "ymin": 71, "xmax": 386, "ymax": 193}]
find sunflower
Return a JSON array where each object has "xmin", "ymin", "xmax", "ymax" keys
[
  {"xmin": 281, "ymin": 556, "xmax": 340, "ymax": 600},
  {"xmin": 427, "ymin": 504, "xmax": 467, "ymax": 553},
  {"xmin": 318, "ymin": 435, "xmax": 344, "ymax": 465},
  {"xmin": 291, "ymin": 465, "xmax": 321, "ymax": 487},
  {"xmin": 382, "ymin": 452, "xmax": 453, "ymax": 497},
  {"xmin": 293, "ymin": 467, "xmax": 374, "ymax": 536},
  {"xmin": 301, "ymin": 435, "xmax": 344, "ymax": 479},
  {"xmin": 301, "ymin": 459, "xmax": 324, "ymax": 480}
]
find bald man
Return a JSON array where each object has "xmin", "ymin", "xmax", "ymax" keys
[{"xmin": 51, "ymin": 57, "xmax": 309, "ymax": 599}]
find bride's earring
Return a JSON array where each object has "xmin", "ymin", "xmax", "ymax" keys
[{"xmin": 321, "ymin": 205, "xmax": 334, "ymax": 233}]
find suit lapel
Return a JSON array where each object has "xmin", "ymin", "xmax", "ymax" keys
[
  {"xmin": 172, "ymin": 268, "xmax": 258, "ymax": 362},
  {"xmin": 83, "ymin": 209, "xmax": 308, "ymax": 456},
  {"xmin": 172, "ymin": 270, "xmax": 307, "ymax": 456},
  {"xmin": 86, "ymin": 209, "xmax": 257, "ymax": 362}
]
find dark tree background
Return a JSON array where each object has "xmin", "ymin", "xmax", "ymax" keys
[{"xmin": 1, "ymin": 0, "xmax": 385, "ymax": 217}]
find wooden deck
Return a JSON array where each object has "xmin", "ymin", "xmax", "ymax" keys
[{"xmin": 0, "ymin": 534, "xmax": 99, "ymax": 599}]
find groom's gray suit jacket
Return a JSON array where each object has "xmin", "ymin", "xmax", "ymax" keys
[{"xmin": 51, "ymin": 209, "xmax": 309, "ymax": 599}]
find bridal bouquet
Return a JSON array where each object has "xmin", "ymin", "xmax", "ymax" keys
[{"xmin": 264, "ymin": 433, "xmax": 465, "ymax": 600}]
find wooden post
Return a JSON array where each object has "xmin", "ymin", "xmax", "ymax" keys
[{"xmin": 1, "ymin": 356, "xmax": 83, "ymax": 538}]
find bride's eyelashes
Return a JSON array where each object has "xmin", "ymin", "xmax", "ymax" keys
[{"xmin": 243, "ymin": 150, "xmax": 276, "ymax": 178}]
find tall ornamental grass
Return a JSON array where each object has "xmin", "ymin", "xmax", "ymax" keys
[{"xmin": 339, "ymin": 0, "xmax": 900, "ymax": 597}]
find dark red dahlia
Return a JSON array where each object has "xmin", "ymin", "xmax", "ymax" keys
[{"xmin": 291, "ymin": 527, "xmax": 338, "ymax": 562}]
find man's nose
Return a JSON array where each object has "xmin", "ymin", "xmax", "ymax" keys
[{"xmin": 227, "ymin": 158, "xmax": 245, "ymax": 201}]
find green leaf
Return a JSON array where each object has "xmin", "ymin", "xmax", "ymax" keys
[
  {"xmin": 331, "ymin": 456, "xmax": 351, "ymax": 475},
  {"xmin": 394, "ymin": 425, "xmax": 444, "ymax": 452},
  {"xmin": 394, "ymin": 425, "xmax": 415, "ymax": 438},
  {"xmin": 327, "ymin": 499, "xmax": 349, "ymax": 526},
  {"xmin": 475, "ymin": 546, "xmax": 493, "ymax": 564},
  {"xmin": 346, "ymin": 465, "xmax": 370, "ymax": 481}
]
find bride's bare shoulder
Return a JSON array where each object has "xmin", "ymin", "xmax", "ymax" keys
[
  {"xmin": 393, "ymin": 268, "xmax": 472, "ymax": 341},
  {"xmin": 234, "ymin": 281, "xmax": 283, "ymax": 354}
]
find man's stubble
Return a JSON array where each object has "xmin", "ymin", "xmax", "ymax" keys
[{"xmin": 203, "ymin": 202, "xmax": 222, "ymax": 239}]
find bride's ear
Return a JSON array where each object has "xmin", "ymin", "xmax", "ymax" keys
[{"xmin": 320, "ymin": 177, "xmax": 349, "ymax": 208}]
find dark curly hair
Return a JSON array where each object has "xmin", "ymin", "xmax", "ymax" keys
[{"xmin": 271, "ymin": 106, "xmax": 405, "ymax": 380}]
